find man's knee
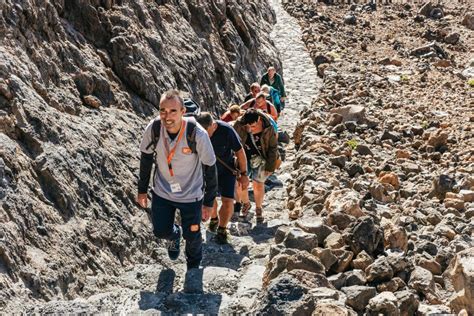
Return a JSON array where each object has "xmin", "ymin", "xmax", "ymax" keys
[{"xmin": 182, "ymin": 224, "xmax": 201, "ymax": 240}]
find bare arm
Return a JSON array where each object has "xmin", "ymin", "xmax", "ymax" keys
[
  {"xmin": 240, "ymin": 98, "xmax": 254, "ymax": 110},
  {"xmin": 235, "ymin": 148, "xmax": 249, "ymax": 189}
]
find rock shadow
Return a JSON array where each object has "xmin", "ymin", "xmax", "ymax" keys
[
  {"xmin": 248, "ymin": 221, "xmax": 281, "ymax": 244},
  {"xmin": 139, "ymin": 267, "xmax": 222, "ymax": 315},
  {"xmin": 201, "ymin": 230, "xmax": 248, "ymax": 271}
]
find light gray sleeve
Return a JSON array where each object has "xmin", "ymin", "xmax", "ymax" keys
[
  {"xmin": 195, "ymin": 124, "xmax": 216, "ymax": 166},
  {"xmin": 139, "ymin": 119, "xmax": 156, "ymax": 154}
]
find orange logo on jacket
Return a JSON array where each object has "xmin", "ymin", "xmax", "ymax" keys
[{"xmin": 182, "ymin": 147, "xmax": 192, "ymax": 154}]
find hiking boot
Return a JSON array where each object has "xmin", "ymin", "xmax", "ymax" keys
[
  {"xmin": 215, "ymin": 227, "xmax": 230, "ymax": 245},
  {"xmin": 167, "ymin": 228, "xmax": 181, "ymax": 260},
  {"xmin": 232, "ymin": 202, "xmax": 242, "ymax": 222},
  {"xmin": 239, "ymin": 202, "xmax": 251, "ymax": 220},
  {"xmin": 234, "ymin": 202, "xmax": 242, "ymax": 214},
  {"xmin": 231, "ymin": 212, "xmax": 240, "ymax": 222},
  {"xmin": 208, "ymin": 217, "xmax": 218, "ymax": 233},
  {"xmin": 255, "ymin": 207, "xmax": 264, "ymax": 224}
]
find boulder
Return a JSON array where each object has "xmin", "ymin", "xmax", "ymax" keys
[
  {"xmin": 263, "ymin": 254, "xmax": 290, "ymax": 286},
  {"xmin": 287, "ymin": 251, "xmax": 326, "ymax": 274},
  {"xmin": 325, "ymin": 189, "xmax": 364, "ymax": 218},
  {"xmin": 429, "ymin": 174, "xmax": 456, "ymax": 200},
  {"xmin": 378, "ymin": 172, "xmax": 400, "ymax": 189},
  {"xmin": 366, "ymin": 291, "xmax": 399, "ymax": 316},
  {"xmin": 443, "ymin": 248, "xmax": 474, "ymax": 314},
  {"xmin": 345, "ymin": 216, "xmax": 384, "ymax": 257},
  {"xmin": 256, "ymin": 274, "xmax": 310, "ymax": 315},
  {"xmin": 408, "ymin": 266, "xmax": 441, "ymax": 304},
  {"xmin": 355, "ymin": 144, "xmax": 373, "ymax": 156},
  {"xmin": 376, "ymin": 277, "xmax": 406, "ymax": 292},
  {"xmin": 462, "ymin": 13, "xmax": 474, "ymax": 30},
  {"xmin": 427, "ymin": 129, "xmax": 448, "ymax": 150},
  {"xmin": 283, "ymin": 228, "xmax": 319, "ymax": 252},
  {"xmin": 416, "ymin": 254, "xmax": 442, "ymax": 275},
  {"xmin": 329, "ymin": 105, "xmax": 366, "ymax": 124},
  {"xmin": 313, "ymin": 300, "xmax": 357, "ymax": 316},
  {"xmin": 324, "ymin": 232, "xmax": 345, "ymax": 249},
  {"xmin": 352, "ymin": 250, "xmax": 374, "ymax": 271},
  {"xmin": 296, "ymin": 217, "xmax": 334, "ymax": 245},
  {"xmin": 383, "ymin": 222, "xmax": 408, "ymax": 252},
  {"xmin": 394, "ymin": 290, "xmax": 419, "ymax": 316},
  {"xmin": 288, "ymin": 270, "xmax": 332, "ymax": 289},
  {"xmin": 346, "ymin": 162, "xmax": 365, "ymax": 178},
  {"xmin": 365, "ymin": 256, "xmax": 394, "ymax": 283},
  {"xmin": 344, "ymin": 270, "xmax": 367, "ymax": 286},
  {"xmin": 331, "ymin": 249, "xmax": 354, "ymax": 273},
  {"xmin": 341, "ymin": 285, "xmax": 377, "ymax": 311},
  {"xmin": 312, "ymin": 248, "xmax": 338, "ymax": 271}
]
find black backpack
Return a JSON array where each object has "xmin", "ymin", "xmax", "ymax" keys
[{"xmin": 145, "ymin": 98, "xmax": 201, "ymax": 154}]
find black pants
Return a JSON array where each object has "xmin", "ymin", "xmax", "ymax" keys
[{"xmin": 151, "ymin": 192, "xmax": 202, "ymax": 267}]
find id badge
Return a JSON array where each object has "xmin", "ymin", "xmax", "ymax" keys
[{"xmin": 170, "ymin": 181, "xmax": 182, "ymax": 193}]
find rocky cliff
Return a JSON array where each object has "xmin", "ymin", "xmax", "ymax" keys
[{"xmin": 0, "ymin": 0, "xmax": 279, "ymax": 309}]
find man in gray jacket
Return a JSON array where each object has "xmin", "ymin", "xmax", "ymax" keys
[{"xmin": 137, "ymin": 90, "xmax": 217, "ymax": 270}]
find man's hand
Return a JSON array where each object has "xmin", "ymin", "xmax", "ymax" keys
[
  {"xmin": 238, "ymin": 174, "xmax": 250, "ymax": 189},
  {"xmin": 136, "ymin": 193, "xmax": 148, "ymax": 208},
  {"xmin": 202, "ymin": 206, "xmax": 213, "ymax": 222},
  {"xmin": 281, "ymin": 97, "xmax": 286, "ymax": 102}
]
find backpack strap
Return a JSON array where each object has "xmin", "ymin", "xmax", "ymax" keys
[
  {"xmin": 145, "ymin": 119, "xmax": 161, "ymax": 152},
  {"xmin": 185, "ymin": 119, "xmax": 198, "ymax": 154}
]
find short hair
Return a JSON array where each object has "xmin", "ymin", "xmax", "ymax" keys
[
  {"xmin": 229, "ymin": 104, "xmax": 241, "ymax": 114},
  {"xmin": 160, "ymin": 89, "xmax": 184, "ymax": 108},
  {"xmin": 250, "ymin": 82, "xmax": 260, "ymax": 90},
  {"xmin": 242, "ymin": 108, "xmax": 260, "ymax": 125},
  {"xmin": 255, "ymin": 91, "xmax": 267, "ymax": 100},
  {"xmin": 260, "ymin": 84, "xmax": 270, "ymax": 93},
  {"xmin": 268, "ymin": 66, "xmax": 276, "ymax": 72},
  {"xmin": 196, "ymin": 112, "xmax": 214, "ymax": 129}
]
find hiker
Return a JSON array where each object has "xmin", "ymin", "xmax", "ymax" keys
[
  {"xmin": 260, "ymin": 66, "xmax": 286, "ymax": 111},
  {"xmin": 241, "ymin": 92, "xmax": 279, "ymax": 121},
  {"xmin": 261, "ymin": 84, "xmax": 282, "ymax": 114},
  {"xmin": 233, "ymin": 109, "xmax": 279, "ymax": 224},
  {"xmin": 137, "ymin": 89, "xmax": 218, "ymax": 270},
  {"xmin": 196, "ymin": 112, "xmax": 249, "ymax": 243},
  {"xmin": 221, "ymin": 104, "xmax": 242, "ymax": 123},
  {"xmin": 244, "ymin": 82, "xmax": 261, "ymax": 102}
]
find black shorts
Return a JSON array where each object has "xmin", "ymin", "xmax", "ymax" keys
[{"xmin": 218, "ymin": 171, "xmax": 236, "ymax": 199}]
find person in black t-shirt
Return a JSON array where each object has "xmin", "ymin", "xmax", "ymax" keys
[{"xmin": 196, "ymin": 112, "xmax": 249, "ymax": 244}]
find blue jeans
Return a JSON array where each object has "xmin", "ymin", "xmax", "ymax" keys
[{"xmin": 151, "ymin": 192, "xmax": 203, "ymax": 268}]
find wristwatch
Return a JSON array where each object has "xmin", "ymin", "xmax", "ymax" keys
[{"xmin": 240, "ymin": 171, "xmax": 248, "ymax": 176}]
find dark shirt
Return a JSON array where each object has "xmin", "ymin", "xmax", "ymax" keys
[
  {"xmin": 210, "ymin": 121, "xmax": 243, "ymax": 174},
  {"xmin": 260, "ymin": 73, "xmax": 286, "ymax": 97},
  {"xmin": 244, "ymin": 92, "xmax": 254, "ymax": 102},
  {"xmin": 167, "ymin": 131, "xmax": 178, "ymax": 141},
  {"xmin": 244, "ymin": 132, "xmax": 263, "ymax": 158}
]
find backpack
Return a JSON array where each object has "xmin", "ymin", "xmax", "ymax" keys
[
  {"xmin": 145, "ymin": 98, "xmax": 201, "ymax": 154},
  {"xmin": 269, "ymin": 87, "xmax": 281, "ymax": 107}
]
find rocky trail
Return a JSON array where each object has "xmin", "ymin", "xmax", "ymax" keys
[{"xmin": 17, "ymin": 0, "xmax": 321, "ymax": 314}]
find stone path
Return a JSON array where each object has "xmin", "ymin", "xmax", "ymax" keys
[{"xmin": 26, "ymin": 1, "xmax": 321, "ymax": 314}]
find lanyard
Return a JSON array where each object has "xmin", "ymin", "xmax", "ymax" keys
[{"xmin": 163, "ymin": 120, "xmax": 186, "ymax": 177}]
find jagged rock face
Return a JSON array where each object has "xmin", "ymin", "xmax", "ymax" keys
[{"xmin": 0, "ymin": 0, "xmax": 278, "ymax": 307}]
